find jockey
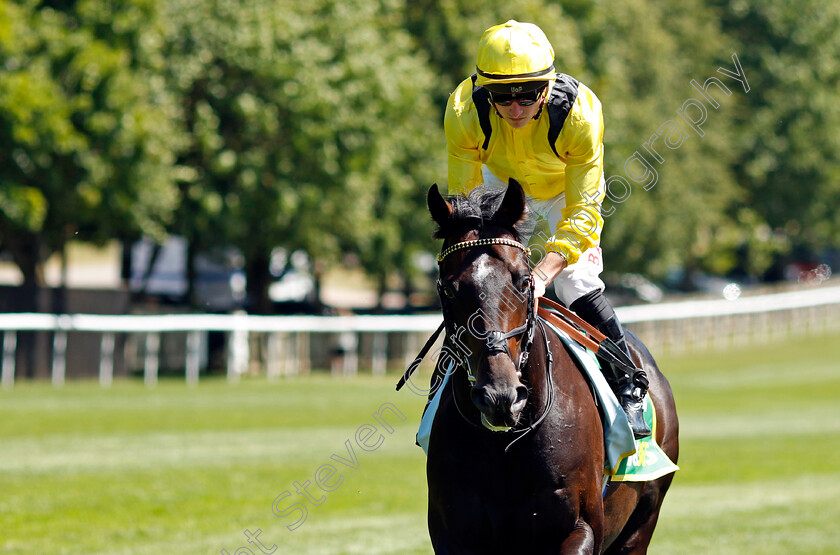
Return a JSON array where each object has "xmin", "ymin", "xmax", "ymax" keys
[{"xmin": 444, "ymin": 20, "xmax": 650, "ymax": 438}]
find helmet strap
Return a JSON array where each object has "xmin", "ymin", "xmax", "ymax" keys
[{"xmin": 532, "ymin": 87, "xmax": 549, "ymax": 119}]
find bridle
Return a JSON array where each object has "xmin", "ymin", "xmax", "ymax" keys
[
  {"xmin": 435, "ymin": 237, "xmax": 536, "ymax": 384},
  {"xmin": 434, "ymin": 236, "xmax": 555, "ymax": 451},
  {"xmin": 395, "ymin": 235, "xmax": 559, "ymax": 450}
]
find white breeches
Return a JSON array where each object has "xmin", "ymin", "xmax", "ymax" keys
[{"xmin": 481, "ymin": 167, "xmax": 605, "ymax": 306}]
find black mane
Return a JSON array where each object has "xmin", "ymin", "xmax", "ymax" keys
[{"xmin": 433, "ymin": 186, "xmax": 535, "ymax": 242}]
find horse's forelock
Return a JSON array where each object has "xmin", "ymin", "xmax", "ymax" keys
[{"xmin": 433, "ymin": 187, "xmax": 533, "ymax": 241}]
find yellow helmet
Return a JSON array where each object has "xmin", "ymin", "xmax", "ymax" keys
[{"xmin": 475, "ymin": 20, "xmax": 555, "ymax": 93}]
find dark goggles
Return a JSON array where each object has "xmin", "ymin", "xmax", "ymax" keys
[{"xmin": 489, "ymin": 84, "xmax": 547, "ymax": 107}]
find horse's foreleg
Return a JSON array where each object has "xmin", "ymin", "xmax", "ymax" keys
[{"xmin": 558, "ymin": 519, "xmax": 597, "ymax": 554}]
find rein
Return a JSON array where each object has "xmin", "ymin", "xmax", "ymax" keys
[{"xmin": 536, "ymin": 296, "xmax": 638, "ymax": 374}]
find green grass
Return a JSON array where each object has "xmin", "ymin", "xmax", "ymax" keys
[
  {"xmin": 652, "ymin": 332, "xmax": 840, "ymax": 554},
  {"xmin": 2, "ymin": 331, "xmax": 839, "ymax": 554}
]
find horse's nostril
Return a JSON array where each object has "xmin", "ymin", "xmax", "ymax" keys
[
  {"xmin": 514, "ymin": 385, "xmax": 528, "ymax": 408},
  {"xmin": 470, "ymin": 386, "xmax": 490, "ymax": 412}
]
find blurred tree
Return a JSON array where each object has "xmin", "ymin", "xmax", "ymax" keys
[
  {"xmin": 565, "ymin": 0, "xmax": 744, "ymax": 281},
  {"xmin": 161, "ymin": 0, "xmax": 443, "ymax": 313},
  {"xmin": 0, "ymin": 0, "xmax": 185, "ymax": 308},
  {"xmin": 714, "ymin": 0, "xmax": 840, "ymax": 277}
]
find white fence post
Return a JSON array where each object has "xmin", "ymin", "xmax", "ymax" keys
[
  {"xmin": 185, "ymin": 331, "xmax": 200, "ymax": 386},
  {"xmin": 285, "ymin": 333, "xmax": 299, "ymax": 376},
  {"xmin": 372, "ymin": 332, "xmax": 388, "ymax": 376},
  {"xmin": 266, "ymin": 332, "xmax": 281, "ymax": 380},
  {"xmin": 2, "ymin": 330, "xmax": 16, "ymax": 389},
  {"xmin": 52, "ymin": 330, "xmax": 67, "ymax": 388},
  {"xmin": 404, "ymin": 332, "xmax": 419, "ymax": 371},
  {"xmin": 99, "ymin": 332, "xmax": 115, "ymax": 388},
  {"xmin": 144, "ymin": 332, "xmax": 160, "ymax": 388},
  {"xmin": 340, "ymin": 331, "xmax": 358, "ymax": 376},
  {"xmin": 227, "ymin": 312, "xmax": 249, "ymax": 382}
]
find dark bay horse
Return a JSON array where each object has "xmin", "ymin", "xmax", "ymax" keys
[{"xmin": 423, "ymin": 182, "xmax": 678, "ymax": 554}]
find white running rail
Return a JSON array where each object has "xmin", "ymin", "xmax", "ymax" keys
[{"xmin": 1, "ymin": 284, "xmax": 838, "ymax": 388}]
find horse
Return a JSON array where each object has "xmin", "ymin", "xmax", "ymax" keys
[{"xmin": 421, "ymin": 181, "xmax": 679, "ymax": 554}]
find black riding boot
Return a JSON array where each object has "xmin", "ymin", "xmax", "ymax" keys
[
  {"xmin": 596, "ymin": 316, "xmax": 651, "ymax": 439},
  {"xmin": 570, "ymin": 290, "xmax": 651, "ymax": 439}
]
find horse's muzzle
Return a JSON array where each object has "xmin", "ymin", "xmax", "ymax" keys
[{"xmin": 471, "ymin": 382, "xmax": 528, "ymax": 430}]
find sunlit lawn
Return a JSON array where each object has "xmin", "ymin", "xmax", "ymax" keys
[{"xmin": 2, "ymin": 330, "xmax": 839, "ymax": 554}]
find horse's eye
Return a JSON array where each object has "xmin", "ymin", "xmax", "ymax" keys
[
  {"xmin": 521, "ymin": 276, "xmax": 532, "ymax": 291},
  {"xmin": 444, "ymin": 285, "xmax": 457, "ymax": 299}
]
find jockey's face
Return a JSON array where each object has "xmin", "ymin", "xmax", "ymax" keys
[{"xmin": 493, "ymin": 95, "xmax": 544, "ymax": 129}]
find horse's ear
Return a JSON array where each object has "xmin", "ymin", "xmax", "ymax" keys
[
  {"xmin": 496, "ymin": 179, "xmax": 527, "ymax": 226},
  {"xmin": 427, "ymin": 183, "xmax": 453, "ymax": 227}
]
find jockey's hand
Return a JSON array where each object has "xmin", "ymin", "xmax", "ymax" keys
[{"xmin": 532, "ymin": 251, "xmax": 567, "ymax": 298}]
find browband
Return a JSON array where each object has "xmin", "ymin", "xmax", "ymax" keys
[{"xmin": 437, "ymin": 238, "xmax": 531, "ymax": 263}]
